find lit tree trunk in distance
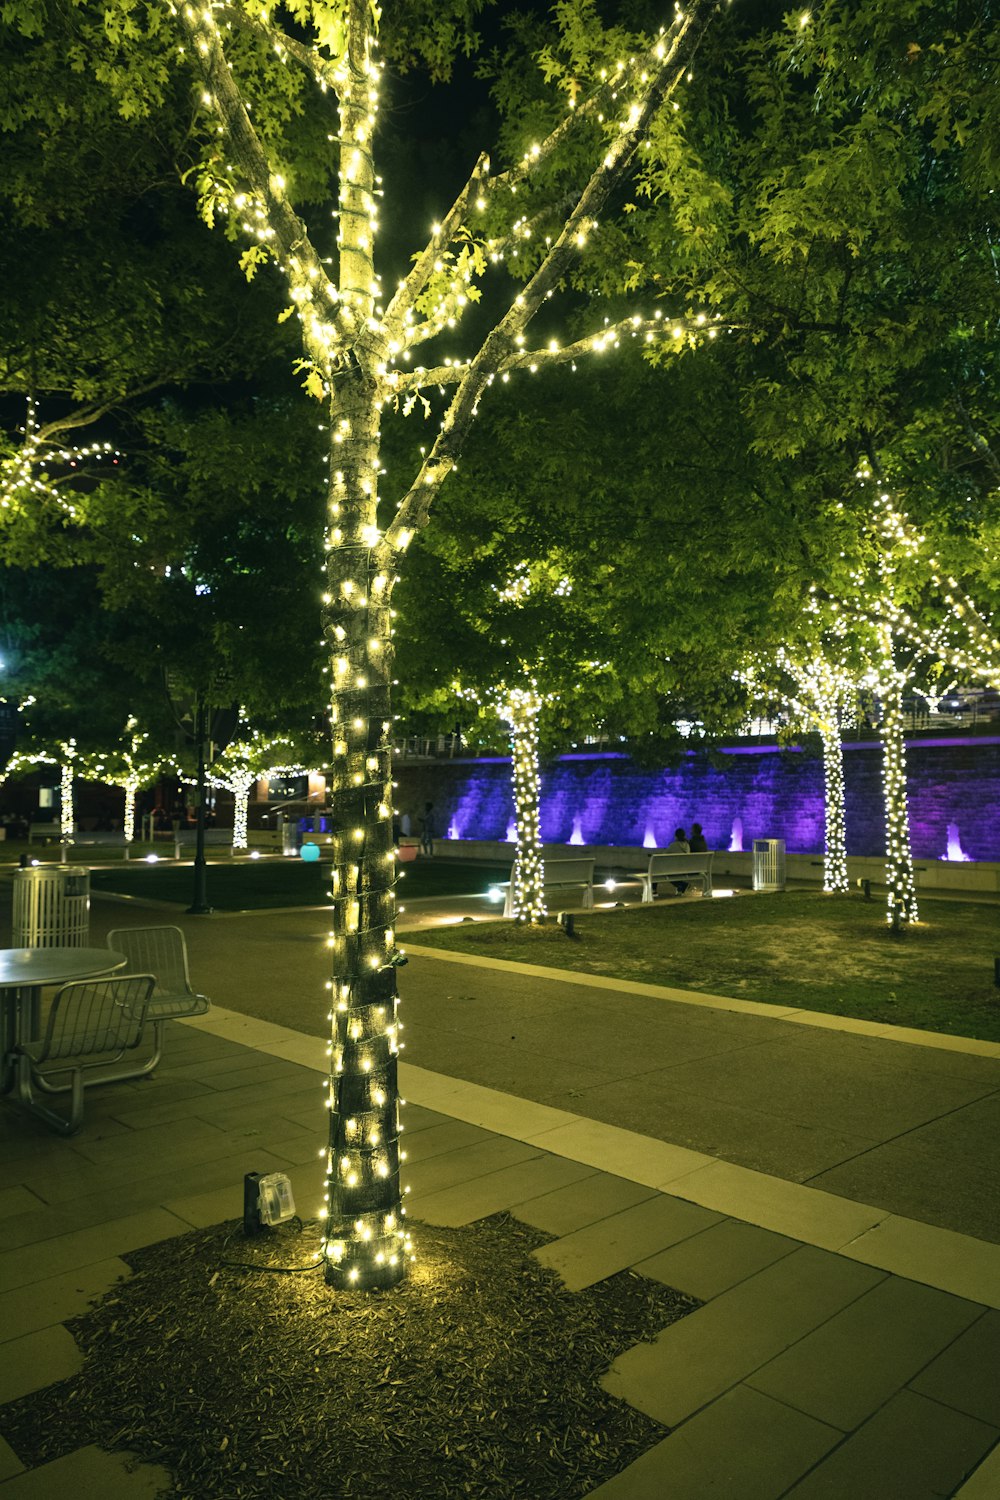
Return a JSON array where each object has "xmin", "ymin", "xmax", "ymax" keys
[
  {"xmin": 774, "ymin": 647, "xmax": 851, "ymax": 894},
  {"xmin": 228, "ymin": 769, "xmax": 256, "ymax": 850},
  {"xmin": 178, "ymin": 0, "xmax": 718, "ymax": 1292},
  {"xmin": 122, "ymin": 773, "xmax": 139, "ymax": 844},
  {"xmin": 59, "ymin": 744, "xmax": 75, "ymax": 845},
  {"xmin": 818, "ymin": 719, "xmax": 849, "ymax": 894},
  {"xmin": 872, "ymin": 629, "xmax": 919, "ymax": 929},
  {"xmin": 501, "ymin": 687, "xmax": 546, "ymax": 923}
]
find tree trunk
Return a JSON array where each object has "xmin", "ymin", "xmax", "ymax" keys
[
  {"xmin": 503, "ymin": 688, "xmax": 546, "ymax": 924},
  {"xmin": 877, "ymin": 658, "xmax": 919, "ymax": 928},
  {"xmin": 59, "ymin": 757, "xmax": 74, "ymax": 845},
  {"xmin": 232, "ymin": 780, "xmax": 251, "ymax": 850},
  {"xmin": 819, "ymin": 723, "xmax": 848, "ymax": 893},
  {"xmin": 321, "ymin": 381, "xmax": 408, "ymax": 1290},
  {"xmin": 123, "ymin": 775, "xmax": 138, "ymax": 844}
]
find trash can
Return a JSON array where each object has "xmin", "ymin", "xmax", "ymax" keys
[
  {"xmin": 752, "ymin": 839, "xmax": 786, "ymax": 893},
  {"xmin": 12, "ymin": 865, "xmax": 91, "ymax": 946},
  {"xmin": 280, "ymin": 816, "xmax": 301, "ymax": 856}
]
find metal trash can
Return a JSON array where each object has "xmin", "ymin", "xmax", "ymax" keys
[
  {"xmin": 12, "ymin": 865, "xmax": 91, "ymax": 946},
  {"xmin": 281, "ymin": 816, "xmax": 301, "ymax": 856},
  {"xmin": 752, "ymin": 839, "xmax": 786, "ymax": 893}
]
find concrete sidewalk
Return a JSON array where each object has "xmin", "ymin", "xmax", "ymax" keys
[{"xmin": 1, "ymin": 889, "xmax": 999, "ymax": 1495}]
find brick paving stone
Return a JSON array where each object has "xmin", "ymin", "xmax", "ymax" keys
[
  {"xmin": 910, "ymin": 1309, "xmax": 1000, "ymax": 1427},
  {"xmin": 0, "ymin": 1258, "xmax": 129, "ymax": 1343},
  {"xmin": 510, "ymin": 1171, "xmax": 656, "ymax": 1237},
  {"xmin": 587, "ymin": 1384, "xmax": 840, "ymax": 1500},
  {"xmin": 634, "ymin": 1219, "xmax": 798, "ymax": 1299},
  {"xmin": 534, "ymin": 1193, "xmax": 723, "ymax": 1292},
  {"xmin": 746, "ymin": 1275, "xmax": 986, "ymax": 1430},
  {"xmin": 0, "ymin": 1435, "xmax": 24, "ymax": 1482},
  {"xmin": 0, "ymin": 1207, "xmax": 191, "ymax": 1294},
  {"xmin": 0, "ymin": 1324, "xmax": 82, "ymax": 1404},
  {"xmin": 783, "ymin": 1389, "xmax": 999, "ymax": 1499},
  {"xmin": 408, "ymin": 1153, "xmax": 594, "ymax": 1228},
  {"xmin": 401, "ymin": 1135, "xmax": 542, "ymax": 1198},
  {"xmin": 602, "ymin": 1246, "xmax": 884, "ymax": 1427},
  {"xmin": 403, "ymin": 1119, "xmax": 496, "ymax": 1164},
  {"xmin": 0, "ymin": 1444, "xmax": 171, "ymax": 1498}
]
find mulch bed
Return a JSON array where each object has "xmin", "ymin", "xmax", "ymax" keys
[{"xmin": 0, "ymin": 1213, "xmax": 698, "ymax": 1498}]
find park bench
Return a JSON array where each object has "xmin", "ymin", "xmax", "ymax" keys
[
  {"xmin": 498, "ymin": 854, "xmax": 596, "ymax": 917},
  {"xmin": 27, "ymin": 820, "xmax": 64, "ymax": 845},
  {"xmin": 624, "ymin": 850, "xmax": 714, "ymax": 901}
]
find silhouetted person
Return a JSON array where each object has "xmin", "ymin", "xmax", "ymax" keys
[
  {"xmin": 667, "ymin": 826, "xmax": 689, "ymax": 894},
  {"xmin": 688, "ymin": 822, "xmax": 708, "ymax": 853},
  {"xmin": 419, "ymin": 801, "xmax": 436, "ymax": 856}
]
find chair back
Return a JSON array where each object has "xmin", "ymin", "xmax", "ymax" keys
[
  {"xmin": 35, "ymin": 974, "xmax": 156, "ymax": 1063},
  {"xmin": 107, "ymin": 926, "xmax": 193, "ymax": 998}
]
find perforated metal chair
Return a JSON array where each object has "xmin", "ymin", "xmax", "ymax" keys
[
  {"xmin": 106, "ymin": 926, "xmax": 211, "ymax": 1071},
  {"xmin": 15, "ymin": 974, "xmax": 156, "ymax": 1134}
]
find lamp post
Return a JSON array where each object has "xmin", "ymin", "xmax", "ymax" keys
[
  {"xmin": 187, "ymin": 694, "xmax": 211, "ymax": 915},
  {"xmin": 163, "ymin": 671, "xmax": 238, "ymax": 916}
]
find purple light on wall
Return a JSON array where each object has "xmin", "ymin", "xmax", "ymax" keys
[
  {"xmin": 397, "ymin": 741, "xmax": 1000, "ymax": 861},
  {"xmin": 568, "ymin": 816, "xmax": 585, "ymax": 846},
  {"xmin": 942, "ymin": 823, "xmax": 971, "ymax": 861},
  {"xmin": 643, "ymin": 827, "xmax": 657, "ymax": 849},
  {"xmin": 505, "ymin": 820, "xmax": 516, "ymax": 842},
  {"xmin": 447, "ymin": 821, "xmax": 460, "ymax": 840}
]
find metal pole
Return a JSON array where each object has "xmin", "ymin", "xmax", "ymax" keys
[{"xmin": 187, "ymin": 696, "xmax": 212, "ymax": 914}]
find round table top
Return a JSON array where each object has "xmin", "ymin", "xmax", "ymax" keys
[{"xmin": 0, "ymin": 947, "xmax": 126, "ymax": 988}]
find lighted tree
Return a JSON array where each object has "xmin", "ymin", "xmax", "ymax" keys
[
  {"xmin": 13, "ymin": 737, "xmax": 78, "ymax": 844},
  {"xmin": 84, "ymin": 717, "xmax": 165, "ymax": 846},
  {"xmin": 207, "ymin": 718, "xmax": 303, "ymax": 849},
  {"xmin": 129, "ymin": 0, "xmax": 729, "ymax": 1289},
  {"xmin": 743, "ymin": 637, "xmax": 857, "ymax": 896},
  {"xmin": 446, "ymin": 562, "xmax": 601, "ymax": 925}
]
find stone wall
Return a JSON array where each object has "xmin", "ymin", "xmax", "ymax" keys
[{"xmin": 394, "ymin": 739, "xmax": 1000, "ymax": 863}]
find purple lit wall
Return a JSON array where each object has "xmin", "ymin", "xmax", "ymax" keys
[{"xmin": 395, "ymin": 740, "xmax": 1000, "ymax": 862}]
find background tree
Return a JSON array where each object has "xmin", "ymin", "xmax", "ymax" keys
[{"xmin": 207, "ymin": 718, "xmax": 304, "ymax": 849}]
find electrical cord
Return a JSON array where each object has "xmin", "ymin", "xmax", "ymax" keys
[{"xmin": 218, "ymin": 1217, "xmax": 324, "ymax": 1275}]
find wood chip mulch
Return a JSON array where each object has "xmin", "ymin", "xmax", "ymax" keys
[{"xmin": 0, "ymin": 1212, "xmax": 699, "ymax": 1498}]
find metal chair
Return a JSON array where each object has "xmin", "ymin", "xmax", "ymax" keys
[
  {"xmin": 106, "ymin": 926, "xmax": 211, "ymax": 1072},
  {"xmin": 15, "ymin": 974, "xmax": 156, "ymax": 1134}
]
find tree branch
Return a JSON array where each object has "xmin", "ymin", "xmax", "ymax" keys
[
  {"xmin": 380, "ymin": 0, "xmax": 716, "ymax": 558},
  {"xmin": 176, "ymin": 5, "xmax": 344, "ymax": 369},
  {"xmin": 391, "ymin": 311, "xmax": 735, "ymax": 394},
  {"xmin": 383, "ymin": 153, "xmax": 492, "ymax": 341}
]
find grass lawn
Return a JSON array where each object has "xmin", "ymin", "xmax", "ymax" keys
[
  {"xmin": 83, "ymin": 855, "xmax": 512, "ymax": 910},
  {"xmin": 413, "ymin": 889, "xmax": 1000, "ymax": 1043}
]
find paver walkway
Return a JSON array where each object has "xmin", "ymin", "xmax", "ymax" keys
[{"xmin": 0, "ymin": 885, "xmax": 998, "ymax": 1495}]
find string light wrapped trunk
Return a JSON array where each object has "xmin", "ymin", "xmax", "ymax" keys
[
  {"xmin": 501, "ymin": 686, "xmax": 546, "ymax": 924},
  {"xmin": 321, "ymin": 378, "xmax": 409, "ymax": 1291},
  {"xmin": 818, "ymin": 719, "xmax": 848, "ymax": 894},
  {"xmin": 871, "ymin": 632, "xmax": 919, "ymax": 928},
  {"xmin": 59, "ymin": 743, "xmax": 76, "ymax": 844}
]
